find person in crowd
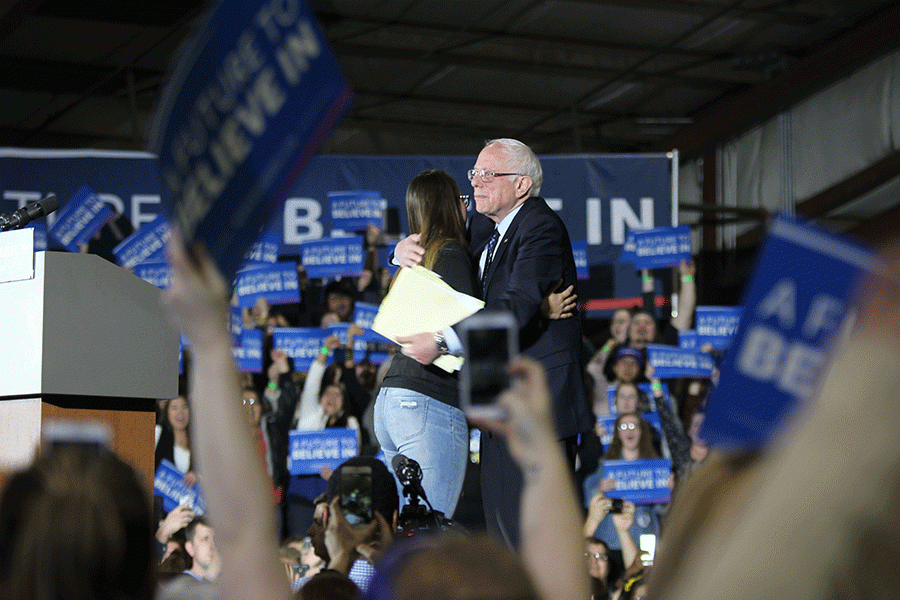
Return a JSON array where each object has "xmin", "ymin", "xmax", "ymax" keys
[
  {"xmin": 607, "ymin": 346, "xmax": 648, "ymax": 387},
  {"xmin": 156, "ymin": 503, "xmax": 195, "ymax": 560},
  {"xmin": 323, "ymin": 279, "xmax": 356, "ymax": 323},
  {"xmin": 394, "ymin": 138, "xmax": 592, "ymax": 549},
  {"xmin": 374, "ymin": 169, "xmax": 479, "ymax": 519},
  {"xmin": 0, "ymin": 445, "xmax": 156, "ymax": 600},
  {"xmin": 583, "ymin": 498, "xmax": 641, "ymax": 599},
  {"xmin": 179, "ymin": 516, "xmax": 221, "ymax": 583},
  {"xmin": 586, "ymin": 308, "xmax": 634, "ymax": 384},
  {"xmin": 155, "ymin": 394, "xmax": 196, "ymax": 486},
  {"xmin": 583, "ymin": 413, "xmax": 661, "ymax": 556}
]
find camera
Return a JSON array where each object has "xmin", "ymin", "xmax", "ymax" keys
[
  {"xmin": 609, "ymin": 498, "xmax": 624, "ymax": 514},
  {"xmin": 459, "ymin": 310, "xmax": 518, "ymax": 419}
]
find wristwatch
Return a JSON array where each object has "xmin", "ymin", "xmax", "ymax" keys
[{"xmin": 433, "ymin": 331, "xmax": 449, "ymax": 355}]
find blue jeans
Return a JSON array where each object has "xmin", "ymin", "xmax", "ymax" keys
[{"xmin": 374, "ymin": 387, "xmax": 469, "ymax": 519}]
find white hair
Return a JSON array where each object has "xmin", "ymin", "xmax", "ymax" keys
[{"xmin": 484, "ymin": 138, "xmax": 543, "ymax": 196}]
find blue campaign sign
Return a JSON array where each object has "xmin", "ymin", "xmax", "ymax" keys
[
  {"xmin": 150, "ymin": 0, "xmax": 353, "ymax": 283},
  {"xmin": 242, "ymin": 229, "xmax": 281, "ymax": 267},
  {"xmin": 679, "ymin": 330, "xmax": 698, "ymax": 349},
  {"xmin": 695, "ymin": 306, "xmax": 743, "ymax": 350},
  {"xmin": 113, "ymin": 214, "xmax": 169, "ymax": 267},
  {"xmin": 620, "ymin": 225, "xmax": 692, "ymax": 269},
  {"xmin": 233, "ymin": 327, "xmax": 264, "ymax": 373},
  {"xmin": 133, "ymin": 261, "xmax": 171, "ymax": 289},
  {"xmin": 326, "ymin": 323, "xmax": 392, "ymax": 363},
  {"xmin": 230, "ymin": 304, "xmax": 243, "ymax": 346},
  {"xmin": 287, "ymin": 429, "xmax": 358, "ymax": 475},
  {"xmin": 572, "ymin": 240, "xmax": 589, "ymax": 280},
  {"xmin": 378, "ymin": 242, "xmax": 399, "ymax": 276},
  {"xmin": 273, "ymin": 327, "xmax": 328, "ymax": 371},
  {"xmin": 353, "ymin": 301, "xmax": 379, "ymax": 329},
  {"xmin": 234, "ymin": 261, "xmax": 301, "ymax": 308},
  {"xmin": 49, "ymin": 185, "xmax": 115, "ymax": 252},
  {"xmin": 603, "ymin": 458, "xmax": 672, "ymax": 504},
  {"xmin": 329, "ymin": 190, "xmax": 383, "ymax": 233},
  {"xmin": 646, "ymin": 344, "xmax": 714, "ymax": 378},
  {"xmin": 301, "ymin": 236, "xmax": 365, "ymax": 279},
  {"xmin": 701, "ymin": 215, "xmax": 878, "ymax": 449},
  {"xmin": 154, "ymin": 459, "xmax": 207, "ymax": 515}
]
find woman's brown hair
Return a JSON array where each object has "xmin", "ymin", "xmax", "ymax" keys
[{"xmin": 405, "ymin": 170, "xmax": 467, "ymax": 270}]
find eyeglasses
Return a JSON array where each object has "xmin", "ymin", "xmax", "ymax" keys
[
  {"xmin": 467, "ymin": 169, "xmax": 523, "ymax": 183},
  {"xmin": 584, "ymin": 552, "xmax": 609, "ymax": 560},
  {"xmin": 618, "ymin": 422, "xmax": 637, "ymax": 431},
  {"xmin": 459, "ymin": 194, "xmax": 471, "ymax": 208},
  {"xmin": 242, "ymin": 398, "xmax": 257, "ymax": 406}
]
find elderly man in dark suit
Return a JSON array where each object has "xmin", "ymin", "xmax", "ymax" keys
[{"xmin": 395, "ymin": 138, "xmax": 592, "ymax": 548}]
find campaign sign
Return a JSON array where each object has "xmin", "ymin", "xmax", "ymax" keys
[
  {"xmin": 233, "ymin": 327, "xmax": 264, "ymax": 373},
  {"xmin": 603, "ymin": 458, "xmax": 672, "ymax": 504},
  {"xmin": 301, "ymin": 236, "xmax": 365, "ymax": 279},
  {"xmin": 378, "ymin": 242, "xmax": 399, "ymax": 276},
  {"xmin": 679, "ymin": 330, "xmax": 698, "ymax": 349},
  {"xmin": 133, "ymin": 261, "xmax": 171, "ymax": 289},
  {"xmin": 326, "ymin": 323, "xmax": 392, "ymax": 363},
  {"xmin": 620, "ymin": 225, "xmax": 691, "ymax": 269},
  {"xmin": 49, "ymin": 185, "xmax": 114, "ymax": 252},
  {"xmin": 646, "ymin": 344, "xmax": 714, "ymax": 379},
  {"xmin": 701, "ymin": 215, "xmax": 877, "ymax": 449},
  {"xmin": 605, "ymin": 382, "xmax": 669, "ymax": 414},
  {"xmin": 154, "ymin": 459, "xmax": 207, "ymax": 515},
  {"xmin": 353, "ymin": 302, "xmax": 380, "ymax": 329},
  {"xmin": 234, "ymin": 261, "xmax": 301, "ymax": 308},
  {"xmin": 242, "ymin": 229, "xmax": 281, "ymax": 267},
  {"xmin": 329, "ymin": 190, "xmax": 383, "ymax": 233},
  {"xmin": 113, "ymin": 214, "xmax": 169, "ymax": 267},
  {"xmin": 287, "ymin": 429, "xmax": 358, "ymax": 475},
  {"xmin": 572, "ymin": 240, "xmax": 589, "ymax": 280},
  {"xmin": 596, "ymin": 412, "xmax": 663, "ymax": 449},
  {"xmin": 696, "ymin": 306, "xmax": 742, "ymax": 350},
  {"xmin": 230, "ymin": 304, "xmax": 243, "ymax": 345},
  {"xmin": 150, "ymin": 0, "xmax": 353, "ymax": 283},
  {"xmin": 273, "ymin": 327, "xmax": 328, "ymax": 371}
]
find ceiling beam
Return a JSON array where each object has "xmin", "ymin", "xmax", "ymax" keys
[{"xmin": 656, "ymin": 2, "xmax": 900, "ymax": 161}]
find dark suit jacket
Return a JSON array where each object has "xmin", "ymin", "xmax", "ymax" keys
[{"xmin": 459, "ymin": 196, "xmax": 592, "ymax": 439}]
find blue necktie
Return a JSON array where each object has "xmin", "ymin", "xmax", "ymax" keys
[{"xmin": 481, "ymin": 228, "xmax": 500, "ymax": 290}]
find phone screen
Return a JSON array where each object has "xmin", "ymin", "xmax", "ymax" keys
[
  {"xmin": 467, "ymin": 326, "xmax": 511, "ymax": 406},
  {"xmin": 340, "ymin": 466, "xmax": 373, "ymax": 525}
]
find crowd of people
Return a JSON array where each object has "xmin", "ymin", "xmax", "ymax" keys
[{"xmin": 2, "ymin": 137, "xmax": 899, "ymax": 600}]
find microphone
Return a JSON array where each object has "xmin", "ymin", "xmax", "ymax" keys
[{"xmin": 0, "ymin": 194, "xmax": 60, "ymax": 231}]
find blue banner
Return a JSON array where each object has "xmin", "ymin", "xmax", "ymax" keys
[
  {"xmin": 149, "ymin": 0, "xmax": 353, "ymax": 282},
  {"xmin": 153, "ymin": 459, "xmax": 206, "ymax": 515},
  {"xmin": 230, "ymin": 304, "xmax": 243, "ymax": 346},
  {"xmin": 113, "ymin": 214, "xmax": 169, "ymax": 267},
  {"xmin": 133, "ymin": 262, "xmax": 171, "ymax": 289},
  {"xmin": 602, "ymin": 458, "xmax": 672, "ymax": 504},
  {"xmin": 619, "ymin": 225, "xmax": 691, "ymax": 269},
  {"xmin": 353, "ymin": 301, "xmax": 380, "ymax": 329},
  {"xmin": 233, "ymin": 327, "xmax": 264, "ymax": 373},
  {"xmin": 49, "ymin": 185, "xmax": 114, "ymax": 252},
  {"xmin": 301, "ymin": 236, "xmax": 365, "ymax": 279},
  {"xmin": 646, "ymin": 344, "xmax": 714, "ymax": 378},
  {"xmin": 272, "ymin": 327, "xmax": 328, "ymax": 371},
  {"xmin": 678, "ymin": 330, "xmax": 698, "ymax": 349},
  {"xmin": 242, "ymin": 229, "xmax": 281, "ymax": 267},
  {"xmin": 287, "ymin": 429, "xmax": 358, "ymax": 474},
  {"xmin": 572, "ymin": 240, "xmax": 589, "ymax": 280},
  {"xmin": 234, "ymin": 261, "xmax": 301, "ymax": 308},
  {"xmin": 329, "ymin": 190, "xmax": 383, "ymax": 233},
  {"xmin": 701, "ymin": 215, "xmax": 878, "ymax": 449},
  {"xmin": 695, "ymin": 306, "xmax": 743, "ymax": 350},
  {"xmin": 0, "ymin": 150, "xmax": 671, "ymax": 298}
]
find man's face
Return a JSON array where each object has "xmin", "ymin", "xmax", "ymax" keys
[
  {"xmin": 629, "ymin": 313, "xmax": 656, "ymax": 345},
  {"xmin": 327, "ymin": 292, "xmax": 353, "ymax": 321},
  {"xmin": 186, "ymin": 524, "xmax": 218, "ymax": 576},
  {"xmin": 585, "ymin": 542, "xmax": 610, "ymax": 580},
  {"xmin": 306, "ymin": 502, "xmax": 330, "ymax": 563},
  {"xmin": 471, "ymin": 143, "xmax": 526, "ymax": 223}
]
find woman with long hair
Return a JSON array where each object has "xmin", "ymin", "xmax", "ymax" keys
[
  {"xmin": 155, "ymin": 394, "xmax": 197, "ymax": 487},
  {"xmin": 374, "ymin": 169, "xmax": 478, "ymax": 518}
]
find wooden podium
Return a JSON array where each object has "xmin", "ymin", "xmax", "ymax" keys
[{"xmin": 0, "ymin": 251, "xmax": 179, "ymax": 488}]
